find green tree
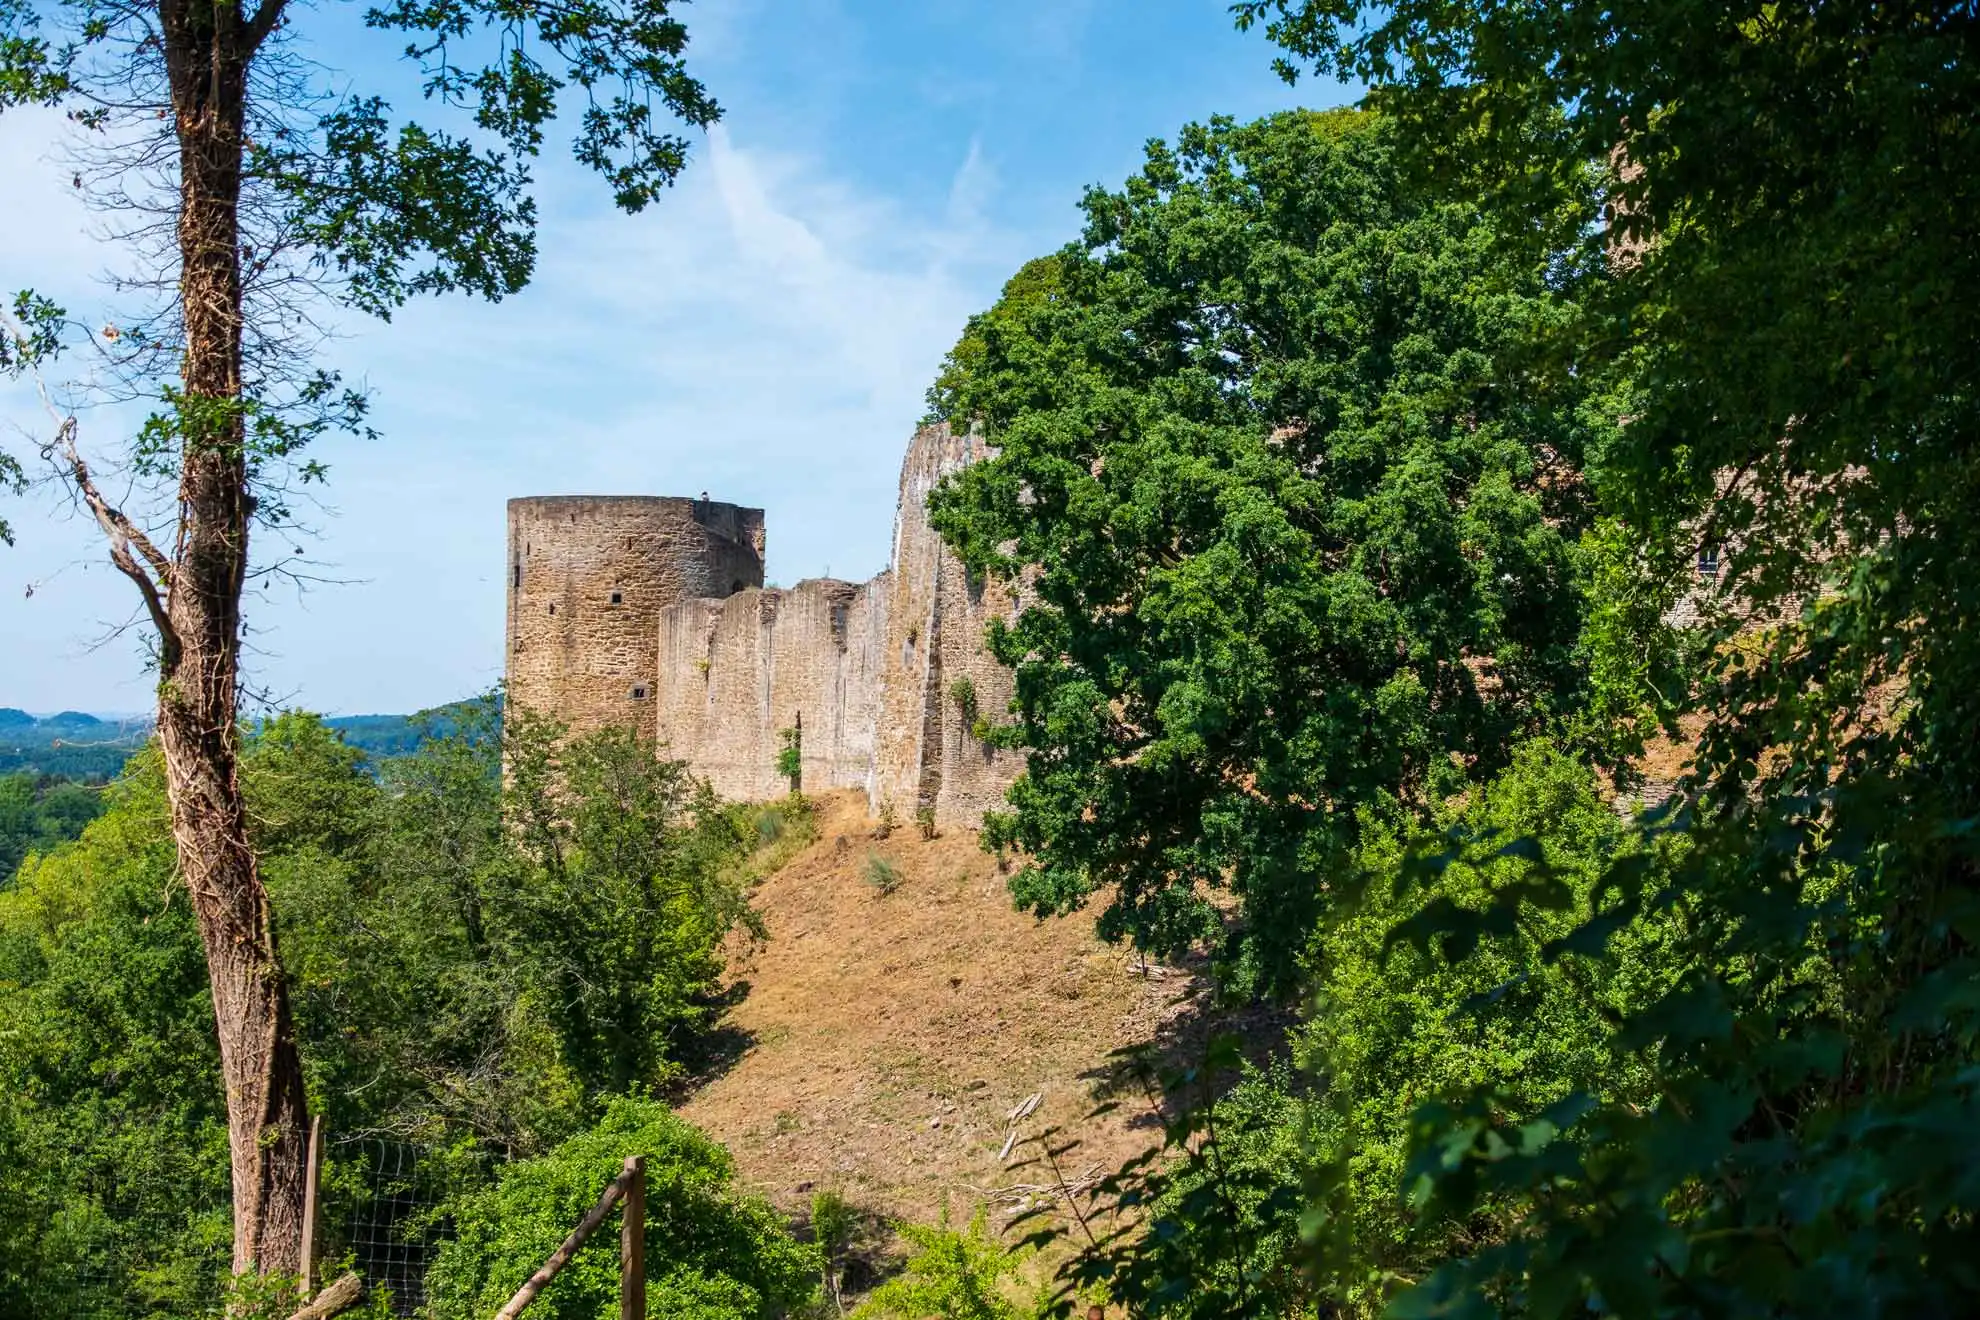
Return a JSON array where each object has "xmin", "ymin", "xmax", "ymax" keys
[
  {"xmin": 0, "ymin": 707, "xmax": 763, "ymax": 1311},
  {"xmin": 501, "ymin": 712, "xmax": 760, "ymax": 1096},
  {"xmin": 1298, "ymin": 742, "xmax": 1675, "ymax": 1313},
  {"xmin": 1031, "ymin": 748, "xmax": 1682, "ymax": 1319},
  {"xmin": 0, "ymin": 750, "xmax": 233, "ymax": 1318},
  {"xmin": 1235, "ymin": 3, "xmax": 1980, "ymax": 1314},
  {"xmin": 0, "ymin": 772, "xmax": 104, "ymax": 880},
  {"xmin": 928, "ymin": 109, "xmax": 1607, "ymax": 995},
  {"xmin": 1, "ymin": 0, "xmax": 719, "ymax": 1278},
  {"xmin": 422, "ymin": 1095, "xmax": 817, "ymax": 1320}
]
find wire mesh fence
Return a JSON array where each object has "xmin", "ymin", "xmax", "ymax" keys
[
  {"xmin": 331, "ymin": 1136, "xmax": 449, "ymax": 1317},
  {"xmin": 51, "ymin": 1130, "xmax": 460, "ymax": 1314},
  {"xmin": 66, "ymin": 1156, "xmax": 231, "ymax": 1316}
]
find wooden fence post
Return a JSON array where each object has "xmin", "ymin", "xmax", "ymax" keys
[
  {"xmin": 494, "ymin": 1164, "xmax": 634, "ymax": 1320},
  {"xmin": 300, "ymin": 1114, "xmax": 323, "ymax": 1299},
  {"xmin": 620, "ymin": 1156, "xmax": 645, "ymax": 1320}
]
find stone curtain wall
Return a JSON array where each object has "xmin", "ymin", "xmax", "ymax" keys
[
  {"xmin": 507, "ymin": 496, "xmax": 765, "ymax": 741},
  {"xmin": 652, "ymin": 424, "xmax": 1023, "ymax": 825},
  {"xmin": 653, "ymin": 577, "xmax": 889, "ymax": 800}
]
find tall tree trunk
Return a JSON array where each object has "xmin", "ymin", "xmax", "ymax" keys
[{"xmin": 160, "ymin": 0, "xmax": 311, "ymax": 1278}]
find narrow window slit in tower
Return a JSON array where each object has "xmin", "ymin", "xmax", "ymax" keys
[
  {"xmin": 609, "ymin": 590, "xmax": 623, "ymax": 605},
  {"xmin": 630, "ymin": 685, "xmax": 649, "ymax": 700}
]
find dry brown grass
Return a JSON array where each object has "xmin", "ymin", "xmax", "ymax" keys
[{"xmin": 678, "ymin": 791, "xmax": 1207, "ymax": 1230}]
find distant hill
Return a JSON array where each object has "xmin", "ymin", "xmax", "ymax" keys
[
  {"xmin": 0, "ymin": 712, "xmax": 152, "ymax": 780},
  {"xmin": 0, "ymin": 698, "xmax": 490, "ymax": 780}
]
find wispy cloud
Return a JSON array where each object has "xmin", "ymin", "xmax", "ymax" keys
[
  {"xmin": 1, "ymin": 111, "xmax": 1030, "ymax": 712},
  {"xmin": 0, "ymin": 0, "xmax": 1325, "ymax": 715}
]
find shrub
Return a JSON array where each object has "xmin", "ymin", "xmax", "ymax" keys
[
  {"xmin": 864, "ymin": 855, "xmax": 902, "ymax": 896},
  {"xmin": 914, "ymin": 806, "xmax": 937, "ymax": 841},
  {"xmin": 775, "ymin": 726, "xmax": 802, "ymax": 794},
  {"xmin": 873, "ymin": 799, "xmax": 899, "ymax": 840},
  {"xmin": 811, "ymin": 1189, "xmax": 856, "ymax": 1313},
  {"xmin": 1032, "ymin": 742, "xmax": 1679, "ymax": 1317},
  {"xmin": 948, "ymin": 676, "xmax": 977, "ymax": 718},
  {"xmin": 852, "ymin": 1208, "xmax": 1028, "ymax": 1320},
  {"xmin": 1295, "ymin": 740, "xmax": 1675, "ymax": 1310},
  {"xmin": 423, "ymin": 1096, "xmax": 817, "ymax": 1320}
]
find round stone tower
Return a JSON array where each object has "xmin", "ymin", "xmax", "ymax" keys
[{"xmin": 506, "ymin": 496, "xmax": 766, "ymax": 741}]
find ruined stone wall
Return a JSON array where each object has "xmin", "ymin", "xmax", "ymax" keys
[
  {"xmin": 507, "ymin": 496, "xmax": 765, "ymax": 741},
  {"xmin": 866, "ymin": 423, "xmax": 1022, "ymax": 824},
  {"xmin": 650, "ymin": 424, "xmax": 1022, "ymax": 826},
  {"xmin": 653, "ymin": 576, "xmax": 888, "ymax": 800}
]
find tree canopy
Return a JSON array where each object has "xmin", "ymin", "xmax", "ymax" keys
[
  {"xmin": 0, "ymin": 705, "xmax": 770, "ymax": 1312},
  {"xmin": 929, "ymin": 108, "xmax": 1612, "ymax": 995}
]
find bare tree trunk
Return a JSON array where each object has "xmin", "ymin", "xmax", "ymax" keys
[{"xmin": 158, "ymin": 0, "xmax": 310, "ymax": 1278}]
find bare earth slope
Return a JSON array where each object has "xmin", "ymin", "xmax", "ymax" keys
[{"xmin": 678, "ymin": 791, "xmax": 1199, "ymax": 1225}]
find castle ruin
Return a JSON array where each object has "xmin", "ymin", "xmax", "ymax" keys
[{"xmin": 505, "ymin": 424, "xmax": 1022, "ymax": 826}]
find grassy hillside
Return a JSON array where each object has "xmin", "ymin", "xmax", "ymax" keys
[{"xmin": 678, "ymin": 791, "xmax": 1274, "ymax": 1241}]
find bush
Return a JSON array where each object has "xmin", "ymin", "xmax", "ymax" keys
[
  {"xmin": 863, "ymin": 855, "xmax": 902, "ymax": 896},
  {"xmin": 852, "ymin": 1208, "xmax": 1028, "ymax": 1320},
  {"xmin": 873, "ymin": 800, "xmax": 899, "ymax": 840},
  {"xmin": 914, "ymin": 806, "xmax": 937, "ymax": 841},
  {"xmin": 742, "ymin": 797, "xmax": 817, "ymax": 881},
  {"xmin": 811, "ymin": 1189, "xmax": 857, "ymax": 1313},
  {"xmin": 423, "ymin": 1096, "xmax": 817, "ymax": 1320},
  {"xmin": 948, "ymin": 676, "xmax": 977, "ymax": 718},
  {"xmin": 775, "ymin": 727, "xmax": 802, "ymax": 793},
  {"xmin": 1035, "ymin": 743, "xmax": 1679, "ymax": 1317}
]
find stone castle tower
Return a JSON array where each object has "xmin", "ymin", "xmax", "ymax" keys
[
  {"xmin": 506, "ymin": 496, "xmax": 766, "ymax": 741},
  {"xmin": 504, "ymin": 425, "xmax": 1024, "ymax": 826}
]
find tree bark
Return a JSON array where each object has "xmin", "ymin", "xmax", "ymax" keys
[{"xmin": 158, "ymin": 0, "xmax": 310, "ymax": 1279}]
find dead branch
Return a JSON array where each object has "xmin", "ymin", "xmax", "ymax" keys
[
  {"xmin": 967, "ymin": 1164, "xmax": 1105, "ymax": 1210},
  {"xmin": 54, "ymin": 417, "xmax": 179, "ymax": 647},
  {"xmin": 285, "ymin": 1271, "xmax": 362, "ymax": 1320},
  {"xmin": 1, "ymin": 304, "xmax": 179, "ymax": 647}
]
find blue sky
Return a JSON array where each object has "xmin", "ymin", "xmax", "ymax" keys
[{"xmin": 0, "ymin": 0, "xmax": 1348, "ymax": 716}]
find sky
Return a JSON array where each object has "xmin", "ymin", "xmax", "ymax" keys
[{"xmin": 0, "ymin": 0, "xmax": 1348, "ymax": 717}]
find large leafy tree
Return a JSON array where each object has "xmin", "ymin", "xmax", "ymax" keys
[
  {"xmin": 0, "ymin": 709, "xmax": 760, "ymax": 1311},
  {"xmin": 1233, "ymin": 2, "xmax": 1980, "ymax": 1313},
  {"xmin": 929, "ymin": 109, "xmax": 1609, "ymax": 995},
  {"xmin": 0, "ymin": 0, "xmax": 717, "ymax": 1280}
]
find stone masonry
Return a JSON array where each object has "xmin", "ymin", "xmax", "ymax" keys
[
  {"xmin": 507, "ymin": 425, "xmax": 1022, "ymax": 826},
  {"xmin": 506, "ymin": 496, "xmax": 766, "ymax": 742}
]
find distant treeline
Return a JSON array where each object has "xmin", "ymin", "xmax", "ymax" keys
[
  {"xmin": 0, "ymin": 710, "xmax": 150, "ymax": 780},
  {"xmin": 0, "ymin": 699, "xmax": 490, "ymax": 782}
]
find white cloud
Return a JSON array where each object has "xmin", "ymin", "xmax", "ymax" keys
[{"xmin": 0, "ymin": 107, "xmax": 1030, "ymax": 713}]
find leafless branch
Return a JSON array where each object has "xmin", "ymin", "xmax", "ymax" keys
[{"xmin": 2, "ymin": 303, "xmax": 180, "ymax": 648}]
